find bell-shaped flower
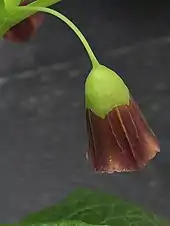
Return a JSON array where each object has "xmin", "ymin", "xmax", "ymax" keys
[{"xmin": 85, "ymin": 64, "xmax": 160, "ymax": 172}]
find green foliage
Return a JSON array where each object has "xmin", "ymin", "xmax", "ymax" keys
[
  {"xmin": 21, "ymin": 220, "xmax": 104, "ymax": 226},
  {"xmin": 21, "ymin": 188, "xmax": 168, "ymax": 226},
  {"xmin": 0, "ymin": 0, "xmax": 61, "ymax": 38}
]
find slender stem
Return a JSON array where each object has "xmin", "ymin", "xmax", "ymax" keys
[{"xmin": 22, "ymin": 6, "xmax": 100, "ymax": 67}]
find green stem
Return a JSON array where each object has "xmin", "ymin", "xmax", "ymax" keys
[{"xmin": 22, "ymin": 6, "xmax": 99, "ymax": 67}]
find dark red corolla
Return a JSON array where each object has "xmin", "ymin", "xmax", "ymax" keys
[{"xmin": 86, "ymin": 97, "xmax": 160, "ymax": 173}]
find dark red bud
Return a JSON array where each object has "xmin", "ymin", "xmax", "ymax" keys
[{"xmin": 86, "ymin": 98, "xmax": 160, "ymax": 173}]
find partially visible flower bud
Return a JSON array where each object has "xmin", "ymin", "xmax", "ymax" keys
[
  {"xmin": 3, "ymin": 0, "xmax": 44, "ymax": 42},
  {"xmin": 85, "ymin": 64, "xmax": 160, "ymax": 173}
]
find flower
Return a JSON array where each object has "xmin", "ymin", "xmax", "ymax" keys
[
  {"xmin": 3, "ymin": 1, "xmax": 44, "ymax": 42},
  {"xmin": 85, "ymin": 64, "xmax": 160, "ymax": 173}
]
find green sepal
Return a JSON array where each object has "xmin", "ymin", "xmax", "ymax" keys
[{"xmin": 85, "ymin": 64, "xmax": 130, "ymax": 119}]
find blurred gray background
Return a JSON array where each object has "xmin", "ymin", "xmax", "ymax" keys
[{"xmin": 1, "ymin": 0, "xmax": 170, "ymax": 223}]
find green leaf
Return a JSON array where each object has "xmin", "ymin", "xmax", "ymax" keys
[
  {"xmin": 0, "ymin": 0, "xmax": 61, "ymax": 38},
  {"xmin": 0, "ymin": 0, "xmax": 5, "ymax": 9},
  {"xmin": 21, "ymin": 188, "xmax": 168, "ymax": 226},
  {"xmin": 21, "ymin": 220, "xmax": 106, "ymax": 226},
  {"xmin": 0, "ymin": 0, "xmax": 7, "ymax": 16},
  {"xmin": 4, "ymin": 0, "xmax": 21, "ymax": 10},
  {"xmin": 85, "ymin": 65, "xmax": 130, "ymax": 118}
]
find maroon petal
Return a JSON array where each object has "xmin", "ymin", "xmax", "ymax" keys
[
  {"xmin": 4, "ymin": 1, "xmax": 44, "ymax": 42},
  {"xmin": 86, "ymin": 98, "xmax": 160, "ymax": 173}
]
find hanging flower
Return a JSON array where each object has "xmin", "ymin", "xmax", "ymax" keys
[{"xmin": 85, "ymin": 65, "xmax": 160, "ymax": 173}]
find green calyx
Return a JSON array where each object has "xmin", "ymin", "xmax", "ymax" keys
[{"xmin": 85, "ymin": 64, "xmax": 130, "ymax": 119}]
